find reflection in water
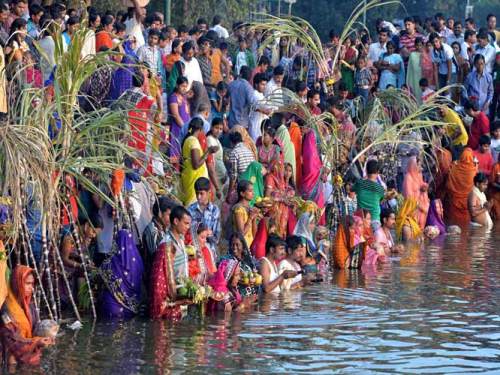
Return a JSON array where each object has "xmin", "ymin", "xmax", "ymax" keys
[{"xmin": 42, "ymin": 228, "xmax": 500, "ymax": 374}]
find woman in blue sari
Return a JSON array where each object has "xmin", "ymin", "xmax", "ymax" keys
[
  {"xmin": 378, "ymin": 41, "xmax": 405, "ymax": 90},
  {"xmin": 99, "ymin": 229, "xmax": 144, "ymax": 319}
]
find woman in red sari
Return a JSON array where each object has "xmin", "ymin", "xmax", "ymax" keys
[
  {"xmin": 258, "ymin": 125, "xmax": 283, "ymax": 171},
  {"xmin": 433, "ymin": 146, "xmax": 453, "ymax": 200},
  {"xmin": 0, "ymin": 266, "xmax": 53, "ymax": 367},
  {"xmin": 149, "ymin": 242, "xmax": 183, "ymax": 320}
]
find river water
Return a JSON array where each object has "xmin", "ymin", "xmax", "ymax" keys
[{"xmin": 41, "ymin": 227, "xmax": 500, "ymax": 374}]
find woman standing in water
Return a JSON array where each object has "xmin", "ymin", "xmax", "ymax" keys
[{"xmin": 0, "ymin": 266, "xmax": 53, "ymax": 367}]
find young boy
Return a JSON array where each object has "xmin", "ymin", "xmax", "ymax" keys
[
  {"xmin": 137, "ymin": 29, "xmax": 161, "ymax": 76},
  {"xmin": 249, "ymin": 73, "xmax": 271, "ymax": 141},
  {"xmin": 491, "ymin": 121, "xmax": 500, "ymax": 163},
  {"xmin": 354, "ymin": 56, "xmax": 372, "ymax": 104},
  {"xmin": 468, "ymin": 172, "xmax": 493, "ymax": 228},
  {"xmin": 473, "ymin": 135, "xmax": 494, "ymax": 177},
  {"xmin": 233, "ymin": 36, "xmax": 255, "ymax": 75},
  {"xmin": 419, "ymin": 78, "xmax": 435, "ymax": 102}
]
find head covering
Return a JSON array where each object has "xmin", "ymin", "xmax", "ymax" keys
[
  {"xmin": 426, "ymin": 199, "xmax": 446, "ymax": 235},
  {"xmin": 5, "ymin": 266, "xmax": 35, "ymax": 338},
  {"xmin": 239, "ymin": 161, "xmax": 264, "ymax": 206},
  {"xmin": 294, "ymin": 212, "xmax": 316, "ymax": 252},
  {"xmin": 208, "ymin": 259, "xmax": 239, "ymax": 294},
  {"xmin": 403, "ymin": 156, "xmax": 424, "ymax": 198},
  {"xmin": 395, "ymin": 198, "xmax": 422, "ymax": 241},
  {"xmin": 231, "ymin": 125, "xmax": 258, "ymax": 160}
]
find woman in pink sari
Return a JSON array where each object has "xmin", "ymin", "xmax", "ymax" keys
[
  {"xmin": 421, "ymin": 41, "xmax": 436, "ymax": 88},
  {"xmin": 300, "ymin": 128, "xmax": 325, "ymax": 224},
  {"xmin": 402, "ymin": 156, "xmax": 430, "ymax": 230}
]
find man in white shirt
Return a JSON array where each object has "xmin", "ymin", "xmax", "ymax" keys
[
  {"xmin": 461, "ymin": 29, "xmax": 477, "ymax": 63},
  {"xmin": 430, "ymin": 32, "xmax": 455, "ymax": 89},
  {"xmin": 210, "ymin": 15, "xmax": 229, "ymax": 39},
  {"xmin": 180, "ymin": 41, "xmax": 203, "ymax": 90},
  {"xmin": 265, "ymin": 65, "xmax": 285, "ymax": 110},
  {"xmin": 475, "ymin": 29, "xmax": 497, "ymax": 75},
  {"xmin": 447, "ymin": 22, "xmax": 464, "ymax": 46},
  {"xmin": 368, "ymin": 28, "xmax": 389, "ymax": 65},
  {"xmin": 125, "ymin": 0, "xmax": 147, "ymax": 50},
  {"xmin": 249, "ymin": 73, "xmax": 272, "ymax": 141}
]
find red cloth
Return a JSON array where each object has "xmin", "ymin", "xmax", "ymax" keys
[
  {"xmin": 128, "ymin": 95, "xmax": 156, "ymax": 175},
  {"xmin": 473, "ymin": 149, "xmax": 494, "ymax": 176},
  {"xmin": 95, "ymin": 31, "xmax": 113, "ymax": 52},
  {"xmin": 250, "ymin": 219, "xmax": 268, "ymax": 259},
  {"xmin": 467, "ymin": 112, "xmax": 490, "ymax": 150}
]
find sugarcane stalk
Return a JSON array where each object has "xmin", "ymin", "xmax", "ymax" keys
[{"xmin": 41, "ymin": 214, "xmax": 58, "ymax": 320}]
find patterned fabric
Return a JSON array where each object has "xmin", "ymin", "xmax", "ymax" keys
[
  {"xmin": 187, "ymin": 202, "xmax": 221, "ymax": 246},
  {"xmin": 355, "ymin": 67, "xmax": 372, "ymax": 88},
  {"xmin": 198, "ymin": 55, "xmax": 213, "ymax": 86},
  {"xmin": 137, "ymin": 45, "xmax": 161, "ymax": 75}
]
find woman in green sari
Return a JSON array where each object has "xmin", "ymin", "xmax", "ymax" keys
[
  {"xmin": 239, "ymin": 161, "xmax": 265, "ymax": 207},
  {"xmin": 406, "ymin": 37, "xmax": 424, "ymax": 105}
]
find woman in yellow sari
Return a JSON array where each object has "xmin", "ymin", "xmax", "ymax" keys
[
  {"xmin": 396, "ymin": 198, "xmax": 422, "ymax": 242},
  {"xmin": 181, "ymin": 118, "xmax": 218, "ymax": 206}
]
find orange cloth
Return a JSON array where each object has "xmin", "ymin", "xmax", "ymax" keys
[
  {"xmin": 333, "ymin": 221, "xmax": 351, "ymax": 269},
  {"xmin": 489, "ymin": 163, "xmax": 500, "ymax": 221},
  {"xmin": 210, "ymin": 48, "xmax": 224, "ymax": 85},
  {"xmin": 6, "ymin": 266, "xmax": 34, "ymax": 339},
  {"xmin": 445, "ymin": 148, "xmax": 478, "ymax": 225},
  {"xmin": 95, "ymin": 31, "xmax": 113, "ymax": 52},
  {"xmin": 288, "ymin": 122, "xmax": 302, "ymax": 188},
  {"xmin": 434, "ymin": 147, "xmax": 452, "ymax": 200},
  {"xmin": 402, "ymin": 157, "xmax": 430, "ymax": 230},
  {"xmin": 163, "ymin": 53, "xmax": 180, "ymax": 73}
]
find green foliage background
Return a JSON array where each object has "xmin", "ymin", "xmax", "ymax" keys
[{"xmin": 91, "ymin": 0, "xmax": 498, "ymax": 40}]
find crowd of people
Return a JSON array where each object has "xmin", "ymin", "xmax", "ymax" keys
[{"xmin": 0, "ymin": 0, "xmax": 498, "ymax": 368}]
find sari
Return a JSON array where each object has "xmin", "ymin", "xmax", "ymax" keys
[
  {"xmin": 434, "ymin": 147, "xmax": 453, "ymax": 200},
  {"xmin": 340, "ymin": 47, "xmax": 357, "ymax": 93},
  {"xmin": 444, "ymin": 148, "xmax": 477, "ymax": 225},
  {"xmin": 149, "ymin": 242, "xmax": 182, "ymax": 320},
  {"xmin": 395, "ymin": 198, "xmax": 422, "ymax": 241},
  {"xmin": 490, "ymin": 163, "xmax": 500, "ymax": 221},
  {"xmin": 333, "ymin": 217, "xmax": 365, "ymax": 269},
  {"xmin": 293, "ymin": 213, "xmax": 316, "ymax": 254},
  {"xmin": 207, "ymin": 259, "xmax": 242, "ymax": 312},
  {"xmin": 168, "ymin": 91, "xmax": 190, "ymax": 160},
  {"xmin": 426, "ymin": 199, "xmax": 447, "ymax": 235},
  {"xmin": 181, "ymin": 136, "xmax": 209, "ymax": 206},
  {"xmin": 265, "ymin": 159, "xmax": 290, "ymax": 238},
  {"xmin": 0, "ymin": 266, "xmax": 43, "ymax": 366},
  {"xmin": 239, "ymin": 161, "xmax": 264, "ymax": 207},
  {"xmin": 402, "ymin": 156, "xmax": 430, "ymax": 230},
  {"xmin": 231, "ymin": 126, "xmax": 258, "ymax": 160},
  {"xmin": 258, "ymin": 141, "xmax": 282, "ymax": 171},
  {"xmin": 99, "ymin": 229, "xmax": 144, "ymax": 319},
  {"xmin": 300, "ymin": 130, "xmax": 325, "ymax": 219},
  {"xmin": 406, "ymin": 52, "xmax": 422, "ymax": 104}
]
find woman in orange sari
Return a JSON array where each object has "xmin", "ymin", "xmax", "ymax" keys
[
  {"xmin": 444, "ymin": 148, "xmax": 478, "ymax": 225},
  {"xmin": 333, "ymin": 216, "xmax": 365, "ymax": 269},
  {"xmin": 264, "ymin": 158, "xmax": 289, "ymax": 238},
  {"xmin": 402, "ymin": 156, "xmax": 430, "ymax": 230},
  {"xmin": 0, "ymin": 266, "xmax": 53, "ymax": 366}
]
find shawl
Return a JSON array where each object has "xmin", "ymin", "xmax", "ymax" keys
[
  {"xmin": 239, "ymin": 161, "xmax": 264, "ymax": 207},
  {"xmin": 6, "ymin": 266, "xmax": 34, "ymax": 338},
  {"xmin": 294, "ymin": 213, "xmax": 316, "ymax": 253},
  {"xmin": 395, "ymin": 198, "xmax": 422, "ymax": 241},
  {"xmin": 425, "ymin": 199, "xmax": 447, "ymax": 235},
  {"xmin": 276, "ymin": 124, "xmax": 296, "ymax": 181}
]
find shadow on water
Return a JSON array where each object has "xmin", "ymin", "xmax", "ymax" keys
[{"xmin": 42, "ymin": 227, "xmax": 500, "ymax": 374}]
